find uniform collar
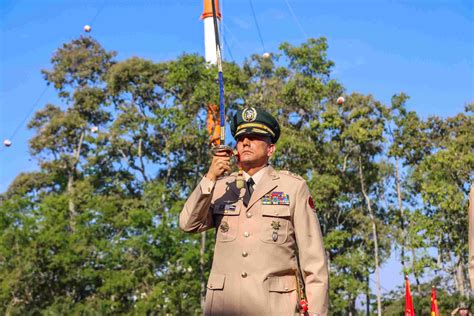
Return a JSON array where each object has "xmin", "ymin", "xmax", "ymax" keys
[{"xmin": 243, "ymin": 165, "xmax": 268, "ymax": 186}]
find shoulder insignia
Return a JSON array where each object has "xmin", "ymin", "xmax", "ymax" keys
[
  {"xmin": 278, "ymin": 170, "xmax": 304, "ymax": 181},
  {"xmin": 308, "ymin": 196, "xmax": 317, "ymax": 213}
]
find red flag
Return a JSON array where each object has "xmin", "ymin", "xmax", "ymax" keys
[
  {"xmin": 431, "ymin": 286, "xmax": 440, "ymax": 316},
  {"xmin": 405, "ymin": 276, "xmax": 415, "ymax": 316}
]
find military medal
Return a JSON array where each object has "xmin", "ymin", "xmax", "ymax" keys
[
  {"xmin": 271, "ymin": 221, "xmax": 280, "ymax": 242},
  {"xmin": 271, "ymin": 221, "xmax": 281, "ymax": 230},
  {"xmin": 272, "ymin": 231, "xmax": 278, "ymax": 242},
  {"xmin": 262, "ymin": 192, "xmax": 290, "ymax": 205},
  {"xmin": 220, "ymin": 221, "xmax": 229, "ymax": 233}
]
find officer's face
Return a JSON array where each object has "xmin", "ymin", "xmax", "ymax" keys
[{"xmin": 236, "ymin": 134, "xmax": 275, "ymax": 169}]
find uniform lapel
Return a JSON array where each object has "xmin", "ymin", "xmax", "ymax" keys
[{"xmin": 246, "ymin": 166, "xmax": 279, "ymax": 210}]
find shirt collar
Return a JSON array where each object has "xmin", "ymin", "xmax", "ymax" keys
[{"xmin": 243, "ymin": 165, "xmax": 268, "ymax": 186}]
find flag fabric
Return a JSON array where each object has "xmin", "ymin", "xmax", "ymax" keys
[
  {"xmin": 431, "ymin": 286, "xmax": 440, "ymax": 316},
  {"xmin": 405, "ymin": 277, "xmax": 415, "ymax": 316}
]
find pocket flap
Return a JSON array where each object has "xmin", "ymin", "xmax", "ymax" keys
[
  {"xmin": 207, "ymin": 273, "xmax": 226, "ymax": 290},
  {"xmin": 262, "ymin": 206, "xmax": 291, "ymax": 217},
  {"xmin": 213, "ymin": 203, "xmax": 241, "ymax": 216},
  {"xmin": 268, "ymin": 275, "xmax": 297, "ymax": 292}
]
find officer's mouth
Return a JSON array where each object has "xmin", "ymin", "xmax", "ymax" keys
[{"xmin": 240, "ymin": 150, "xmax": 253, "ymax": 155}]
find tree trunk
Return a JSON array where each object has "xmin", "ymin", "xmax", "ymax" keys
[
  {"xmin": 67, "ymin": 171, "xmax": 76, "ymax": 231},
  {"xmin": 455, "ymin": 254, "xmax": 466, "ymax": 296},
  {"xmin": 348, "ymin": 295, "xmax": 356, "ymax": 316},
  {"xmin": 138, "ymin": 137, "xmax": 149, "ymax": 182},
  {"xmin": 366, "ymin": 274, "xmax": 370, "ymax": 316},
  {"xmin": 411, "ymin": 248, "xmax": 422, "ymax": 295},
  {"xmin": 358, "ymin": 156, "xmax": 382, "ymax": 316},
  {"xmin": 67, "ymin": 129, "xmax": 85, "ymax": 231}
]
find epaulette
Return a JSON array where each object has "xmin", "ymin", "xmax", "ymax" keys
[{"xmin": 278, "ymin": 170, "xmax": 305, "ymax": 181}]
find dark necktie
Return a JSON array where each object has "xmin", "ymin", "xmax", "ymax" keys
[{"xmin": 243, "ymin": 178, "xmax": 255, "ymax": 207}]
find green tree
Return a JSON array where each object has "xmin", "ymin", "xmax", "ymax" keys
[
  {"xmin": 2, "ymin": 34, "xmax": 471, "ymax": 315},
  {"xmin": 412, "ymin": 104, "xmax": 474, "ymax": 296}
]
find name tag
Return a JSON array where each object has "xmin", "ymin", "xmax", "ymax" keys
[
  {"xmin": 219, "ymin": 204, "xmax": 237, "ymax": 212},
  {"xmin": 262, "ymin": 192, "xmax": 290, "ymax": 205}
]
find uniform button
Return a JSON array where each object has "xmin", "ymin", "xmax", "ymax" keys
[
  {"xmin": 284, "ymin": 286, "xmax": 288, "ymax": 291},
  {"xmin": 241, "ymin": 272, "xmax": 247, "ymax": 278},
  {"xmin": 246, "ymin": 212, "xmax": 252, "ymax": 218},
  {"xmin": 242, "ymin": 251, "xmax": 248, "ymax": 257},
  {"xmin": 210, "ymin": 285, "xmax": 213, "ymax": 289},
  {"xmin": 244, "ymin": 232, "xmax": 250, "ymax": 237},
  {"xmin": 274, "ymin": 211, "xmax": 278, "ymax": 215}
]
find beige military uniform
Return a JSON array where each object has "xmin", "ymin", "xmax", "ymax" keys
[
  {"xmin": 180, "ymin": 166, "xmax": 329, "ymax": 315},
  {"xmin": 469, "ymin": 183, "xmax": 474, "ymax": 290}
]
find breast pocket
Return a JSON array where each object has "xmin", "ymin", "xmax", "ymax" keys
[
  {"xmin": 213, "ymin": 203, "xmax": 241, "ymax": 242},
  {"xmin": 260, "ymin": 206, "xmax": 291, "ymax": 244}
]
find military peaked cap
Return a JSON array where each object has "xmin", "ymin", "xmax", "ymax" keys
[{"xmin": 230, "ymin": 107, "xmax": 281, "ymax": 143}]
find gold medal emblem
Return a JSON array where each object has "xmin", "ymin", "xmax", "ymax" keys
[
  {"xmin": 220, "ymin": 221, "xmax": 230, "ymax": 233},
  {"xmin": 242, "ymin": 107, "xmax": 257, "ymax": 122},
  {"xmin": 271, "ymin": 221, "xmax": 280, "ymax": 242},
  {"xmin": 271, "ymin": 221, "xmax": 281, "ymax": 230}
]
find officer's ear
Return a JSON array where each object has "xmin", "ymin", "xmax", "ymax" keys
[{"xmin": 267, "ymin": 143, "xmax": 276, "ymax": 158}]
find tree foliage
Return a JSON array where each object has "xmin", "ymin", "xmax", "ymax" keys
[{"xmin": 0, "ymin": 36, "xmax": 472, "ymax": 314}]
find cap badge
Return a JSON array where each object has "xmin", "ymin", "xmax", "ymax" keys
[{"xmin": 242, "ymin": 107, "xmax": 257, "ymax": 122}]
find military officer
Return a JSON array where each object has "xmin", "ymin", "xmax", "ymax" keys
[{"xmin": 179, "ymin": 107, "xmax": 329, "ymax": 315}]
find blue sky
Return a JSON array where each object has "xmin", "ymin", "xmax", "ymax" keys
[{"xmin": 1, "ymin": 0, "xmax": 473, "ymax": 295}]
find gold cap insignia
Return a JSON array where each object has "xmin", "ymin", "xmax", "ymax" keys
[{"xmin": 242, "ymin": 107, "xmax": 257, "ymax": 122}]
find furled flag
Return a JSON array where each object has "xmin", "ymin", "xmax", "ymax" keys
[
  {"xmin": 405, "ymin": 276, "xmax": 415, "ymax": 316},
  {"xmin": 431, "ymin": 286, "xmax": 440, "ymax": 316},
  {"xmin": 206, "ymin": 103, "xmax": 221, "ymax": 146}
]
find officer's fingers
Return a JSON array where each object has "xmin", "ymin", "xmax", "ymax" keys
[
  {"xmin": 213, "ymin": 151, "xmax": 231, "ymax": 158},
  {"xmin": 221, "ymin": 164, "xmax": 231, "ymax": 172},
  {"xmin": 213, "ymin": 154, "xmax": 230, "ymax": 161},
  {"xmin": 219, "ymin": 161, "xmax": 231, "ymax": 170},
  {"xmin": 213, "ymin": 157, "xmax": 230, "ymax": 167},
  {"xmin": 213, "ymin": 159, "xmax": 226, "ymax": 170},
  {"xmin": 218, "ymin": 155, "xmax": 231, "ymax": 162}
]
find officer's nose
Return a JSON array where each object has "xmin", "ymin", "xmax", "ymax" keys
[{"xmin": 242, "ymin": 136, "xmax": 251, "ymax": 146}]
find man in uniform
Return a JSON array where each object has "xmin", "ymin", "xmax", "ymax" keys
[{"xmin": 179, "ymin": 107, "xmax": 329, "ymax": 315}]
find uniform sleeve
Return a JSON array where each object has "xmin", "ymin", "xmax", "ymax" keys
[
  {"xmin": 179, "ymin": 176, "xmax": 216, "ymax": 233},
  {"xmin": 469, "ymin": 183, "xmax": 474, "ymax": 290},
  {"xmin": 293, "ymin": 180, "xmax": 329, "ymax": 316}
]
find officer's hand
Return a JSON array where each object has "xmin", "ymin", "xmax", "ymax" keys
[{"xmin": 206, "ymin": 152, "xmax": 231, "ymax": 182}]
